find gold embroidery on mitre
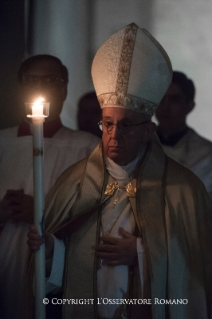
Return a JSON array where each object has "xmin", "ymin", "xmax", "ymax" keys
[
  {"xmin": 116, "ymin": 23, "xmax": 138, "ymax": 95},
  {"xmin": 97, "ymin": 93, "xmax": 157, "ymax": 116},
  {"xmin": 124, "ymin": 182, "xmax": 136, "ymax": 197}
]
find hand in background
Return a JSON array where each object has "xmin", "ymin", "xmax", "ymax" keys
[{"xmin": 0, "ymin": 189, "xmax": 34, "ymax": 223}]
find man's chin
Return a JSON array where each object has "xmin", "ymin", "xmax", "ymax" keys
[{"xmin": 107, "ymin": 150, "xmax": 125, "ymax": 165}]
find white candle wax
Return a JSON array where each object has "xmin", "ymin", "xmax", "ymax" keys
[
  {"xmin": 31, "ymin": 96, "xmax": 46, "ymax": 319},
  {"xmin": 32, "ymin": 104, "xmax": 43, "ymax": 117}
]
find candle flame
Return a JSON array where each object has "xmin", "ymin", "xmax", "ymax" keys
[
  {"xmin": 32, "ymin": 97, "xmax": 45, "ymax": 117},
  {"xmin": 26, "ymin": 96, "xmax": 49, "ymax": 118},
  {"xmin": 34, "ymin": 96, "xmax": 45, "ymax": 105}
]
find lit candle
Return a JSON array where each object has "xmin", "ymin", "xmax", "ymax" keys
[
  {"xmin": 32, "ymin": 97, "xmax": 44, "ymax": 117},
  {"xmin": 26, "ymin": 96, "xmax": 49, "ymax": 319},
  {"xmin": 26, "ymin": 96, "xmax": 49, "ymax": 119}
]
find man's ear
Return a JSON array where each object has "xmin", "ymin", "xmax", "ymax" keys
[
  {"xmin": 17, "ymin": 83, "xmax": 23, "ymax": 99},
  {"xmin": 143, "ymin": 122, "xmax": 156, "ymax": 143},
  {"xmin": 62, "ymin": 84, "xmax": 68, "ymax": 101},
  {"xmin": 17, "ymin": 84, "xmax": 27, "ymax": 119},
  {"xmin": 17, "ymin": 83, "xmax": 26, "ymax": 107},
  {"xmin": 185, "ymin": 100, "xmax": 195, "ymax": 115}
]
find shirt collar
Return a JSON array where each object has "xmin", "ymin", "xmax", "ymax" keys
[
  {"xmin": 157, "ymin": 125, "xmax": 189, "ymax": 146},
  {"xmin": 18, "ymin": 118, "xmax": 63, "ymax": 138}
]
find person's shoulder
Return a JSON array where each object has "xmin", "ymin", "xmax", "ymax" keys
[
  {"xmin": 59, "ymin": 155, "xmax": 88, "ymax": 179},
  {"xmin": 188, "ymin": 127, "xmax": 212, "ymax": 148},
  {"xmin": 165, "ymin": 156, "xmax": 212, "ymax": 220},
  {"xmin": 52, "ymin": 156, "xmax": 88, "ymax": 191},
  {"xmin": 166, "ymin": 155, "xmax": 207, "ymax": 192},
  {"xmin": 69, "ymin": 129, "xmax": 100, "ymax": 144},
  {"xmin": 0, "ymin": 125, "xmax": 18, "ymax": 137}
]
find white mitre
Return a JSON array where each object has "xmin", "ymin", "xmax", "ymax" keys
[{"xmin": 91, "ymin": 22, "xmax": 172, "ymax": 116}]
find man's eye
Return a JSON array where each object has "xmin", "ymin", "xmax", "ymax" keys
[
  {"xmin": 105, "ymin": 122, "xmax": 113, "ymax": 127},
  {"xmin": 120, "ymin": 123, "xmax": 131, "ymax": 128},
  {"xmin": 46, "ymin": 77, "xmax": 55, "ymax": 83}
]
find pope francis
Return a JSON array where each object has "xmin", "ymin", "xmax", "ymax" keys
[{"xmin": 27, "ymin": 23, "xmax": 212, "ymax": 319}]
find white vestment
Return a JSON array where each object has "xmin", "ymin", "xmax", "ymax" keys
[
  {"xmin": 162, "ymin": 127, "xmax": 212, "ymax": 198},
  {"xmin": 48, "ymin": 150, "xmax": 147, "ymax": 319},
  {"xmin": 0, "ymin": 125, "xmax": 99, "ymax": 319}
]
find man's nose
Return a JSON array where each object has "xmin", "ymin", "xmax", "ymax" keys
[
  {"xmin": 110, "ymin": 124, "xmax": 121, "ymax": 139},
  {"xmin": 32, "ymin": 81, "xmax": 48, "ymax": 95},
  {"xmin": 36, "ymin": 80, "xmax": 45, "ymax": 90}
]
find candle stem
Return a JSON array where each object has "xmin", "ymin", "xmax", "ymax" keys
[{"xmin": 32, "ymin": 117, "xmax": 46, "ymax": 319}]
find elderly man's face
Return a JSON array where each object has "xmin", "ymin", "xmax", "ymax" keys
[
  {"xmin": 19, "ymin": 59, "xmax": 67, "ymax": 121},
  {"xmin": 101, "ymin": 107, "xmax": 155, "ymax": 166}
]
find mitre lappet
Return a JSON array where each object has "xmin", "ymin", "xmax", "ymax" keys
[{"xmin": 91, "ymin": 22, "xmax": 173, "ymax": 116}]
